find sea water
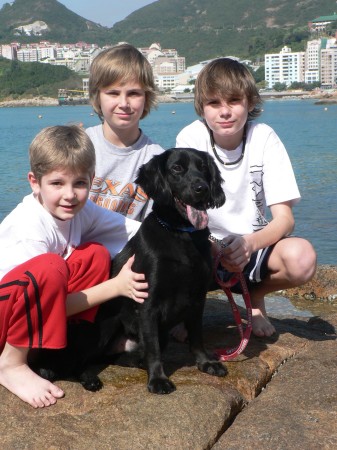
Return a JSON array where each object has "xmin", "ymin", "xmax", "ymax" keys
[{"xmin": 0, "ymin": 99, "xmax": 335, "ymax": 267}]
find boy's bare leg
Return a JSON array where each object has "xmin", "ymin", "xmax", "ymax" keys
[
  {"xmin": 0, "ymin": 342, "xmax": 64, "ymax": 408},
  {"xmin": 250, "ymin": 237, "xmax": 316, "ymax": 337},
  {"xmin": 171, "ymin": 238, "xmax": 316, "ymax": 340},
  {"xmin": 249, "ymin": 293, "xmax": 276, "ymax": 337}
]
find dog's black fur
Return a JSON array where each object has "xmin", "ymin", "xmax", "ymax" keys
[{"xmin": 35, "ymin": 148, "xmax": 227, "ymax": 394}]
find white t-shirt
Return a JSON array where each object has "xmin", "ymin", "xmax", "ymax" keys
[
  {"xmin": 0, "ymin": 193, "xmax": 140, "ymax": 280},
  {"xmin": 176, "ymin": 120, "xmax": 300, "ymax": 239},
  {"xmin": 86, "ymin": 125, "xmax": 165, "ymax": 221}
]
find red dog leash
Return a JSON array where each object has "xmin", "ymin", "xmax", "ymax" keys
[{"xmin": 212, "ymin": 249, "xmax": 252, "ymax": 361}]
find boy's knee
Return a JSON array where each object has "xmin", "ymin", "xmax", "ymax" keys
[
  {"xmin": 32, "ymin": 253, "xmax": 68, "ymax": 277},
  {"xmin": 300, "ymin": 243, "xmax": 317, "ymax": 282},
  {"xmin": 88, "ymin": 242, "xmax": 110, "ymax": 260},
  {"xmin": 287, "ymin": 239, "xmax": 317, "ymax": 283},
  {"xmin": 80, "ymin": 242, "xmax": 111, "ymax": 270},
  {"xmin": 40, "ymin": 254, "xmax": 69, "ymax": 285}
]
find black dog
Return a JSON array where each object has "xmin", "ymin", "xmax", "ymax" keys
[
  {"xmin": 96, "ymin": 147, "xmax": 227, "ymax": 394},
  {"xmin": 35, "ymin": 148, "xmax": 227, "ymax": 394}
]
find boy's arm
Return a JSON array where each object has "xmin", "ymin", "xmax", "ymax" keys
[
  {"xmin": 218, "ymin": 202, "xmax": 295, "ymax": 273},
  {"xmin": 66, "ymin": 255, "xmax": 148, "ymax": 317},
  {"xmin": 245, "ymin": 202, "xmax": 295, "ymax": 252}
]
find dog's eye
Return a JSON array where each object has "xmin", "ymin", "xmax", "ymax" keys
[
  {"xmin": 171, "ymin": 164, "xmax": 183, "ymax": 174},
  {"xmin": 197, "ymin": 162, "xmax": 208, "ymax": 174}
]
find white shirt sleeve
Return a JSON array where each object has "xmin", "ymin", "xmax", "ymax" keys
[
  {"xmin": 79, "ymin": 200, "xmax": 141, "ymax": 258},
  {"xmin": 256, "ymin": 125, "xmax": 301, "ymax": 206}
]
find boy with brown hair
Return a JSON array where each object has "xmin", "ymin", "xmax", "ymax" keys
[
  {"xmin": 176, "ymin": 58, "xmax": 316, "ymax": 337},
  {"xmin": 0, "ymin": 125, "xmax": 148, "ymax": 409},
  {"xmin": 87, "ymin": 43, "xmax": 165, "ymax": 221}
]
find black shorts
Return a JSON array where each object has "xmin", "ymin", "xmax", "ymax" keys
[{"xmin": 209, "ymin": 245, "xmax": 275, "ymax": 294}]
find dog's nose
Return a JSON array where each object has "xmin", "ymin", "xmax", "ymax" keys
[{"xmin": 193, "ymin": 181, "xmax": 209, "ymax": 196}]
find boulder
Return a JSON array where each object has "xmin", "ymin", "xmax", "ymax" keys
[
  {"xmin": 282, "ymin": 264, "xmax": 337, "ymax": 303},
  {"xmin": 0, "ymin": 266, "xmax": 336, "ymax": 449}
]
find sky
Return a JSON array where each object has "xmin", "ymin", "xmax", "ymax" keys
[{"xmin": 0, "ymin": 0, "xmax": 157, "ymax": 27}]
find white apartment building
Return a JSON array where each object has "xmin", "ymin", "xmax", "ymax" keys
[
  {"xmin": 154, "ymin": 74, "xmax": 180, "ymax": 91},
  {"xmin": 321, "ymin": 45, "xmax": 337, "ymax": 89},
  {"xmin": 265, "ymin": 46, "xmax": 305, "ymax": 88},
  {"xmin": 40, "ymin": 47, "xmax": 99, "ymax": 74},
  {"xmin": 139, "ymin": 43, "xmax": 185, "ymax": 79},
  {"xmin": 152, "ymin": 56, "xmax": 185, "ymax": 75},
  {"xmin": 1, "ymin": 40, "xmax": 185, "ymax": 83},
  {"xmin": 305, "ymin": 39, "xmax": 321, "ymax": 84},
  {"xmin": 17, "ymin": 47, "xmax": 38, "ymax": 62},
  {"xmin": 0, "ymin": 44, "xmax": 17, "ymax": 60},
  {"xmin": 37, "ymin": 46, "xmax": 56, "ymax": 60},
  {"xmin": 304, "ymin": 37, "xmax": 337, "ymax": 88}
]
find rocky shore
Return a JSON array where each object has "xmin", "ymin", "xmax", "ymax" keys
[
  {"xmin": 0, "ymin": 264, "xmax": 336, "ymax": 449},
  {"xmin": 0, "ymin": 94, "xmax": 179, "ymax": 107},
  {"xmin": 0, "ymin": 97, "xmax": 58, "ymax": 107}
]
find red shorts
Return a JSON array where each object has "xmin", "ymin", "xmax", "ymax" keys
[{"xmin": 0, "ymin": 242, "xmax": 110, "ymax": 353}]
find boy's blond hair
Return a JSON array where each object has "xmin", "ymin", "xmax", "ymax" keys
[
  {"xmin": 194, "ymin": 58, "xmax": 262, "ymax": 119},
  {"xmin": 29, "ymin": 125, "xmax": 95, "ymax": 182},
  {"xmin": 89, "ymin": 44, "xmax": 157, "ymax": 120}
]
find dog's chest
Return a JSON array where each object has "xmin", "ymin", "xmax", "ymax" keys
[{"xmin": 146, "ymin": 239, "xmax": 211, "ymax": 304}]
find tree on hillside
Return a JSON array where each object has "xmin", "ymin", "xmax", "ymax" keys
[{"xmin": 0, "ymin": 58, "xmax": 82, "ymax": 99}]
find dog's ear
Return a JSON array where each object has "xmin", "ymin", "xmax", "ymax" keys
[
  {"xmin": 135, "ymin": 150, "xmax": 173, "ymax": 204},
  {"xmin": 206, "ymin": 154, "xmax": 226, "ymax": 208}
]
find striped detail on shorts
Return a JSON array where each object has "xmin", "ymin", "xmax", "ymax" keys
[{"xmin": 248, "ymin": 247, "xmax": 271, "ymax": 283}]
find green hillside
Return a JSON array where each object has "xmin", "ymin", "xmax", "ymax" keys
[
  {"xmin": 0, "ymin": 0, "xmax": 109, "ymax": 44},
  {"xmin": 107, "ymin": 0, "xmax": 337, "ymax": 63},
  {"xmin": 0, "ymin": 57, "xmax": 82, "ymax": 99},
  {"xmin": 0, "ymin": 0, "xmax": 336, "ymax": 64}
]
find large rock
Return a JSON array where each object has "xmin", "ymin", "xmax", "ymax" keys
[
  {"xmin": 214, "ymin": 315, "xmax": 337, "ymax": 450},
  {"xmin": 0, "ymin": 266, "xmax": 336, "ymax": 449},
  {"xmin": 282, "ymin": 264, "xmax": 337, "ymax": 303}
]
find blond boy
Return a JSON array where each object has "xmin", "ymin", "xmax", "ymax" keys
[{"xmin": 0, "ymin": 125, "xmax": 148, "ymax": 408}]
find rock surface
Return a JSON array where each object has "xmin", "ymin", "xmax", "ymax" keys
[
  {"xmin": 282, "ymin": 264, "xmax": 337, "ymax": 303},
  {"xmin": 0, "ymin": 97, "xmax": 58, "ymax": 107},
  {"xmin": 0, "ymin": 266, "xmax": 336, "ymax": 449}
]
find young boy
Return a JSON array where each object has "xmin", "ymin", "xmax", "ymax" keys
[
  {"xmin": 176, "ymin": 58, "xmax": 317, "ymax": 337},
  {"xmin": 0, "ymin": 125, "xmax": 148, "ymax": 409},
  {"xmin": 87, "ymin": 43, "xmax": 165, "ymax": 221}
]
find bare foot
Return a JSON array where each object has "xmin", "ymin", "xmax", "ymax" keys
[
  {"xmin": 170, "ymin": 323, "xmax": 188, "ymax": 343},
  {"xmin": 0, "ymin": 343, "xmax": 64, "ymax": 408},
  {"xmin": 252, "ymin": 308, "xmax": 276, "ymax": 337}
]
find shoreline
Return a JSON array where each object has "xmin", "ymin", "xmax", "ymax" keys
[
  {"xmin": 0, "ymin": 97, "xmax": 59, "ymax": 107},
  {"xmin": 0, "ymin": 94, "xmax": 178, "ymax": 108},
  {"xmin": 1, "ymin": 92, "xmax": 337, "ymax": 108}
]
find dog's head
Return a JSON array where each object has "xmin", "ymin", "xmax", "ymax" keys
[{"xmin": 136, "ymin": 148, "xmax": 226, "ymax": 230}]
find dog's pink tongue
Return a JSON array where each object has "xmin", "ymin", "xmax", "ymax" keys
[{"xmin": 186, "ymin": 205, "xmax": 209, "ymax": 230}]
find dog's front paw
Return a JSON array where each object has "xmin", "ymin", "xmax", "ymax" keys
[
  {"xmin": 148, "ymin": 377, "xmax": 176, "ymax": 394},
  {"xmin": 198, "ymin": 361, "xmax": 227, "ymax": 377},
  {"xmin": 80, "ymin": 374, "xmax": 103, "ymax": 392}
]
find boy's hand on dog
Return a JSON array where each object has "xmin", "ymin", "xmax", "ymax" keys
[
  {"xmin": 217, "ymin": 235, "xmax": 253, "ymax": 273},
  {"xmin": 115, "ymin": 255, "xmax": 148, "ymax": 303}
]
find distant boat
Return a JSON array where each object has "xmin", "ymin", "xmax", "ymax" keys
[
  {"xmin": 58, "ymin": 89, "xmax": 89, "ymax": 106},
  {"xmin": 171, "ymin": 110, "xmax": 176, "ymax": 114}
]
